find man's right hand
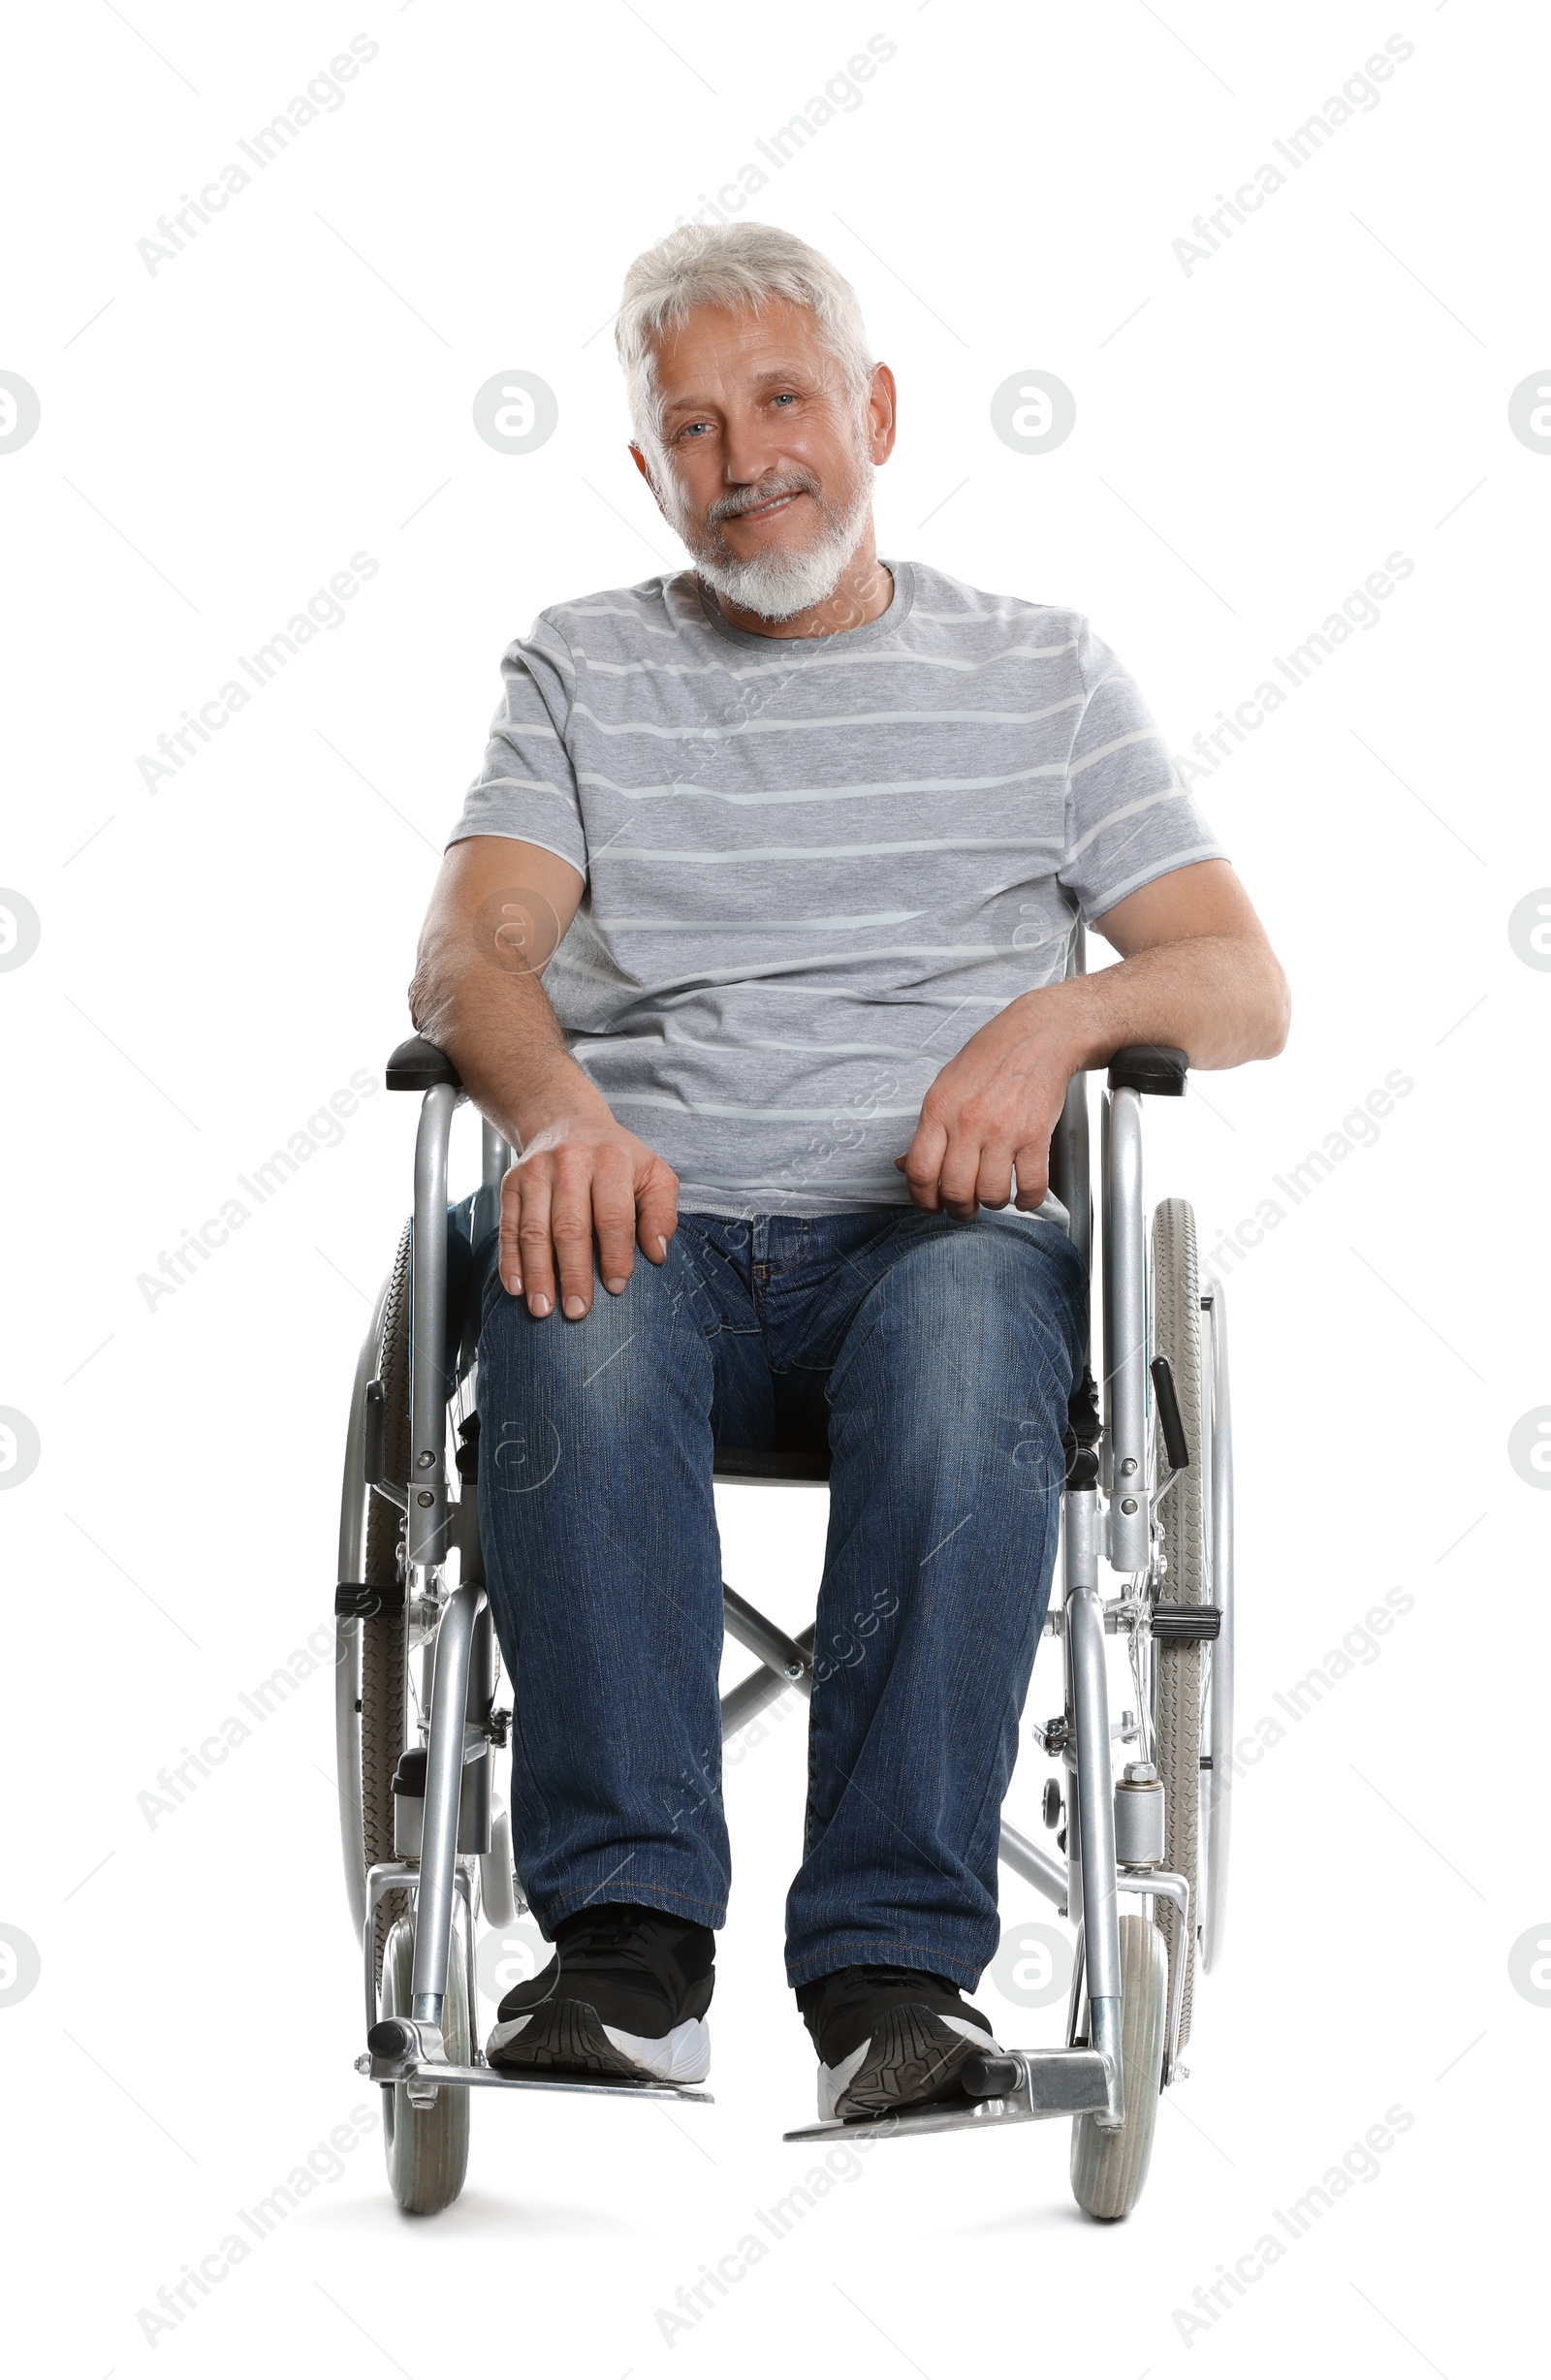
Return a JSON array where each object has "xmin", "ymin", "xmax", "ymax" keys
[
  {"xmin": 500, "ymin": 1110, "xmax": 680, "ymax": 1319},
  {"xmin": 407, "ymin": 835, "xmax": 680, "ymax": 1320}
]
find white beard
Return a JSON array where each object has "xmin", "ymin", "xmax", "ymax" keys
[{"xmin": 661, "ymin": 455, "xmax": 875, "ymax": 623}]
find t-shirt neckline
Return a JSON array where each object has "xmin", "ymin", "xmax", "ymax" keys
[{"xmin": 691, "ymin": 556, "xmax": 915, "ymax": 651}]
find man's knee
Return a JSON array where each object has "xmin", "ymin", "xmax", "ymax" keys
[
  {"xmin": 484, "ymin": 1245, "xmax": 659, "ymax": 1372},
  {"xmin": 477, "ymin": 1236, "xmax": 702, "ymax": 1454},
  {"xmin": 834, "ymin": 1220, "xmax": 1080, "ymax": 1472},
  {"xmin": 865, "ymin": 1220, "xmax": 1077, "ymax": 1365}
]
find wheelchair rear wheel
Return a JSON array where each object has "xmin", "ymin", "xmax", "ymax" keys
[
  {"xmin": 1070, "ymin": 1912, "xmax": 1168, "ymax": 2219},
  {"xmin": 1150, "ymin": 1196, "xmax": 1205, "ymax": 2053},
  {"xmin": 361, "ymin": 1223, "xmax": 413, "ymax": 1983},
  {"xmin": 380, "ymin": 1911, "xmax": 472, "ymax": 2214}
]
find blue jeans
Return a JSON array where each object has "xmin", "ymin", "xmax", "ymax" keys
[{"xmin": 471, "ymin": 1205, "xmax": 1087, "ymax": 1989}]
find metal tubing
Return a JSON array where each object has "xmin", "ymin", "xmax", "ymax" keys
[
  {"xmin": 459, "ymin": 1603, "xmax": 494, "ymax": 1856},
  {"xmin": 1064, "ymin": 1482, "xmax": 1100, "ymax": 1600},
  {"xmin": 410, "ymin": 1581, "xmax": 484, "ymax": 2022},
  {"xmin": 372, "ymin": 2050, "xmax": 712, "ymax": 2105},
  {"xmin": 459, "ymin": 1867, "xmax": 481, "ymax": 2064},
  {"xmin": 997, "ymin": 1819, "xmax": 1066, "ymax": 1906},
  {"xmin": 720, "ymin": 1663, "xmax": 788, "ymax": 1737},
  {"xmin": 1063, "ymin": 1485, "xmax": 1101, "ymax": 1932},
  {"xmin": 1090, "ymin": 1996, "xmax": 1124, "ymax": 2125},
  {"xmin": 477, "ymin": 1118, "xmax": 512, "ymax": 1246},
  {"xmin": 720, "ymin": 1624, "xmax": 815, "ymax": 1736},
  {"xmin": 1118, "ymin": 1867, "xmax": 1191, "ymax": 2083},
  {"xmin": 722, "ymin": 1583, "xmax": 810, "ymax": 1683},
  {"xmin": 1064, "ymin": 1919, "xmax": 1087, "ymax": 2049},
  {"xmin": 409, "ymin": 1085, "xmax": 458, "ymax": 1571},
  {"xmin": 1069, "ymin": 1538, "xmax": 1128, "ymax": 2127},
  {"xmin": 1069, "ymin": 1584, "xmax": 1122, "ymax": 1997},
  {"xmin": 1049, "ymin": 1071, "xmax": 1092, "ymax": 1277},
  {"xmin": 364, "ymin": 1860, "xmax": 472, "ymax": 2041},
  {"xmin": 1202, "ymin": 1280, "xmax": 1235, "ymax": 1973},
  {"xmin": 1102, "ymin": 1087, "xmax": 1150, "ymax": 1572},
  {"xmin": 1065, "ymin": 1758, "xmax": 1083, "ymax": 1935},
  {"xmin": 482, "ymin": 1117, "xmax": 512, "ymax": 1188}
]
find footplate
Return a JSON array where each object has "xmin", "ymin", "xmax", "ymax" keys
[
  {"xmin": 361, "ymin": 2018, "xmax": 712, "ymax": 2104},
  {"xmin": 781, "ymin": 2046, "xmax": 1111, "ymax": 2142}
]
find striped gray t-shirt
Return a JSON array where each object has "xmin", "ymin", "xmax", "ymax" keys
[{"xmin": 447, "ymin": 558, "xmax": 1222, "ymax": 1218}]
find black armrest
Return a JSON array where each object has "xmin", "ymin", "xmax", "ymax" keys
[
  {"xmin": 1107, "ymin": 1045, "xmax": 1187, "ymax": 1096},
  {"xmin": 385, "ymin": 1034, "xmax": 464, "ymax": 1093}
]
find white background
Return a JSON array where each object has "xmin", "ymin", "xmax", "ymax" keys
[{"xmin": 2, "ymin": 2, "xmax": 1545, "ymax": 2372}]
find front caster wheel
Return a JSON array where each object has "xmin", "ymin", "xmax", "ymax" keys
[
  {"xmin": 380, "ymin": 1911, "xmax": 471, "ymax": 2215},
  {"xmin": 1070, "ymin": 1913, "xmax": 1168, "ymax": 2221}
]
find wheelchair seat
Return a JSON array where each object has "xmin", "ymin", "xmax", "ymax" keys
[{"xmin": 712, "ymin": 1444, "xmax": 832, "ymax": 1485}]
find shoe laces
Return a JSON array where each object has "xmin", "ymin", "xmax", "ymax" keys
[{"xmin": 557, "ymin": 1906, "xmax": 686, "ymax": 1981}]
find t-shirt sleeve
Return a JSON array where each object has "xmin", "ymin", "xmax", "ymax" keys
[
  {"xmin": 1059, "ymin": 616, "xmax": 1224, "ymax": 921},
  {"xmin": 444, "ymin": 616, "xmax": 588, "ymax": 875}
]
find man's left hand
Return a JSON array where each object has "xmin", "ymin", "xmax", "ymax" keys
[
  {"xmin": 896, "ymin": 999, "xmax": 1071, "ymax": 1219},
  {"xmin": 894, "ymin": 861, "xmax": 1292, "ymax": 1220}
]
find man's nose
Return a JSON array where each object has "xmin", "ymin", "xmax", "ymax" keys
[{"xmin": 720, "ymin": 414, "xmax": 790, "ymax": 492}]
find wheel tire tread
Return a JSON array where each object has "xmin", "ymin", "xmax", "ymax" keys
[
  {"xmin": 381, "ymin": 1914, "xmax": 472, "ymax": 2215},
  {"xmin": 1070, "ymin": 1915, "xmax": 1169, "ymax": 2220},
  {"xmin": 362, "ymin": 1222, "xmax": 413, "ymax": 1983},
  {"xmin": 1152, "ymin": 1197, "xmax": 1204, "ymax": 2049}
]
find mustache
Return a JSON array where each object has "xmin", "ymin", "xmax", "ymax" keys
[{"xmin": 706, "ymin": 471, "xmax": 822, "ymax": 526}]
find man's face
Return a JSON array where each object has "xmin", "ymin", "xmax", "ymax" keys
[{"xmin": 634, "ymin": 297, "xmax": 894, "ymax": 619}]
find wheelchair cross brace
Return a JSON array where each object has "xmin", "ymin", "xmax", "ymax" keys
[{"xmin": 354, "ymin": 1062, "xmax": 1191, "ymax": 2138}]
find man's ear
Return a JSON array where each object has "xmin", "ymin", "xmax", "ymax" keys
[
  {"xmin": 867, "ymin": 365, "xmax": 899, "ymax": 466},
  {"xmin": 628, "ymin": 442, "xmax": 669, "ymax": 520}
]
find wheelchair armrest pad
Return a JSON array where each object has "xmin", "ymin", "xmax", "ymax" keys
[
  {"xmin": 1107, "ymin": 1044, "xmax": 1187, "ymax": 1096},
  {"xmin": 385, "ymin": 1034, "xmax": 464, "ymax": 1093}
]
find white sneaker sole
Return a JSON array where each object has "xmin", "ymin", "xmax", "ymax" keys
[
  {"xmin": 817, "ymin": 2010, "xmax": 997, "ymax": 2120},
  {"xmin": 487, "ymin": 2001, "xmax": 711, "ymax": 2085}
]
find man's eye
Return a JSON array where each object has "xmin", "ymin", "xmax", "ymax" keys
[
  {"xmin": 772, "ymin": 393, "xmax": 797, "ymax": 406},
  {"xmin": 678, "ymin": 422, "xmax": 711, "ymax": 439}
]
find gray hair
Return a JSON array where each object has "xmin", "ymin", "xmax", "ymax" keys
[{"xmin": 615, "ymin": 223, "xmax": 874, "ymax": 454}]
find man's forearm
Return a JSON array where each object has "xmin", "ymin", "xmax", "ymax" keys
[
  {"xmin": 407, "ymin": 935, "xmax": 609, "ymax": 1150},
  {"xmin": 408, "ymin": 850, "xmax": 680, "ymax": 1315},
  {"xmin": 1013, "ymin": 932, "xmax": 1289, "ymax": 1075}
]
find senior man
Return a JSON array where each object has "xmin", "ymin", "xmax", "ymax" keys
[{"xmin": 410, "ymin": 223, "xmax": 1287, "ymax": 2120}]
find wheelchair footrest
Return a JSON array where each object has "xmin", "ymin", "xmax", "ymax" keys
[
  {"xmin": 781, "ymin": 2047, "xmax": 1111, "ymax": 2142},
  {"xmin": 360, "ymin": 2026, "xmax": 712, "ymax": 2104}
]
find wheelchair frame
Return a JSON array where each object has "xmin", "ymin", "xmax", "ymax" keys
[{"xmin": 338, "ymin": 1031, "xmax": 1234, "ymax": 2171}]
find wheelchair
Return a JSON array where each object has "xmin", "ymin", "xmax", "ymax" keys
[{"xmin": 333, "ymin": 1016, "xmax": 1236, "ymax": 2223}]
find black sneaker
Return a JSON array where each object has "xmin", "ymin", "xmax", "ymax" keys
[
  {"xmin": 486, "ymin": 1902, "xmax": 714, "ymax": 2085},
  {"xmin": 797, "ymin": 1964, "xmax": 999, "ymax": 2120}
]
